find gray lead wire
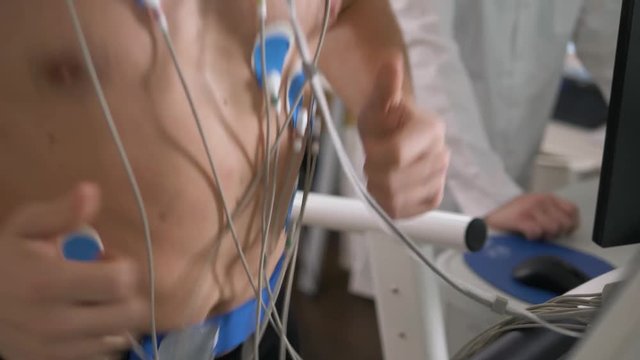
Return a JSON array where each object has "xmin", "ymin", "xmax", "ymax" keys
[
  {"xmin": 256, "ymin": 3, "xmax": 273, "ymax": 357},
  {"xmin": 65, "ymin": 1, "xmax": 159, "ymax": 359},
  {"xmin": 247, "ymin": 119, "xmax": 319, "ymax": 360},
  {"xmin": 270, "ymin": 1, "xmax": 332, "ymax": 356},
  {"xmin": 155, "ymin": 7, "xmax": 260, "ymax": 297},
  {"xmin": 453, "ymin": 293, "xmax": 604, "ymax": 359},
  {"xmin": 67, "ymin": 1, "xmax": 317, "ymax": 359},
  {"xmin": 155, "ymin": 16, "xmax": 297, "ymax": 359},
  {"xmin": 279, "ymin": 130, "xmax": 319, "ymax": 360},
  {"xmin": 157, "ymin": 9, "xmax": 292, "ymax": 359},
  {"xmin": 276, "ymin": 6, "xmax": 332, "ymax": 354},
  {"xmin": 253, "ymin": 118, "xmax": 317, "ymax": 360},
  {"xmin": 163, "ymin": 30, "xmax": 298, "ymax": 360},
  {"xmin": 256, "ymin": 0, "xmax": 333, "ymax": 356}
]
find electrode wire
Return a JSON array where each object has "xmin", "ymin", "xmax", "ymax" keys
[{"xmin": 66, "ymin": 1, "xmax": 160, "ymax": 358}]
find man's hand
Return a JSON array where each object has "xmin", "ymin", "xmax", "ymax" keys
[
  {"xmin": 0, "ymin": 183, "xmax": 145, "ymax": 360},
  {"xmin": 485, "ymin": 194, "xmax": 580, "ymax": 240},
  {"xmin": 358, "ymin": 57, "xmax": 449, "ymax": 219}
]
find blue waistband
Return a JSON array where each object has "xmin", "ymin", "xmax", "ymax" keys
[{"xmin": 129, "ymin": 256, "xmax": 285, "ymax": 359}]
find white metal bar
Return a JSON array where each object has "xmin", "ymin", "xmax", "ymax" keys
[
  {"xmin": 292, "ymin": 192, "xmax": 485, "ymax": 252},
  {"xmin": 369, "ymin": 234, "xmax": 449, "ymax": 360}
]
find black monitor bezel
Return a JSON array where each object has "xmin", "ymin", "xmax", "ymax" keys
[{"xmin": 593, "ymin": 0, "xmax": 638, "ymax": 247}]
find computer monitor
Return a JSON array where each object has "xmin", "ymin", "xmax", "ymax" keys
[{"xmin": 593, "ymin": 0, "xmax": 640, "ymax": 248}]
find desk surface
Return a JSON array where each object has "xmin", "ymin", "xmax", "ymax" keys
[
  {"xmin": 553, "ymin": 178, "xmax": 637, "ymax": 266},
  {"xmin": 437, "ymin": 178, "xmax": 638, "ymax": 306}
]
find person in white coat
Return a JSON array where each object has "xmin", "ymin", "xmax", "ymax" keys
[
  {"xmin": 342, "ymin": 0, "xmax": 621, "ymax": 305},
  {"xmin": 350, "ymin": 2, "xmax": 622, "ymax": 356},
  {"xmin": 391, "ymin": 0, "xmax": 622, "ymax": 239}
]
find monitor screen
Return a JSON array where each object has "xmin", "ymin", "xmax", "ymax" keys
[{"xmin": 593, "ymin": 0, "xmax": 640, "ymax": 247}]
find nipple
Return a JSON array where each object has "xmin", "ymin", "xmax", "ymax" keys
[{"xmin": 40, "ymin": 55, "xmax": 87, "ymax": 88}]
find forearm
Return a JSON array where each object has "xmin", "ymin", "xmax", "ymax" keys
[{"xmin": 319, "ymin": 0, "xmax": 412, "ymax": 115}]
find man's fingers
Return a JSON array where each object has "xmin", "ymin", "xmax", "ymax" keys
[
  {"xmin": 551, "ymin": 197, "xmax": 580, "ymax": 231},
  {"xmin": 363, "ymin": 115, "xmax": 444, "ymax": 171},
  {"xmin": 368, "ymin": 158, "xmax": 447, "ymax": 218},
  {"xmin": 486, "ymin": 194, "xmax": 581, "ymax": 240},
  {"xmin": 0, "ymin": 323, "xmax": 131, "ymax": 360},
  {"xmin": 518, "ymin": 221, "xmax": 544, "ymax": 240},
  {"xmin": 397, "ymin": 181, "xmax": 445, "ymax": 219},
  {"xmin": 43, "ymin": 301, "xmax": 146, "ymax": 340},
  {"xmin": 8, "ymin": 182, "xmax": 101, "ymax": 239},
  {"xmin": 39, "ymin": 258, "xmax": 139, "ymax": 304},
  {"xmin": 366, "ymin": 146, "xmax": 448, "ymax": 199},
  {"xmin": 531, "ymin": 207, "xmax": 563, "ymax": 240},
  {"xmin": 553, "ymin": 196, "xmax": 579, "ymax": 216},
  {"xmin": 529, "ymin": 196, "xmax": 578, "ymax": 239},
  {"xmin": 42, "ymin": 333, "xmax": 132, "ymax": 360},
  {"xmin": 68, "ymin": 334, "xmax": 133, "ymax": 360},
  {"xmin": 543, "ymin": 201, "xmax": 576, "ymax": 236}
]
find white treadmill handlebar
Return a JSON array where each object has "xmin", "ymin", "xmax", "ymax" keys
[{"xmin": 292, "ymin": 192, "xmax": 486, "ymax": 252}]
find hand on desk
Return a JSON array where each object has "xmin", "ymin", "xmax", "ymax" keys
[
  {"xmin": 358, "ymin": 57, "xmax": 450, "ymax": 219},
  {"xmin": 485, "ymin": 194, "xmax": 580, "ymax": 241}
]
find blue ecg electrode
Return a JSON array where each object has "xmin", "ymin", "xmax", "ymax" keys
[{"xmin": 62, "ymin": 227, "xmax": 104, "ymax": 262}]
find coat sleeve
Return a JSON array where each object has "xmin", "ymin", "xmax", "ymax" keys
[
  {"xmin": 573, "ymin": 0, "xmax": 624, "ymax": 102},
  {"xmin": 389, "ymin": 0, "xmax": 522, "ymax": 216}
]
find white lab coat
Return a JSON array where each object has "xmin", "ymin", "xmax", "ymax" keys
[
  {"xmin": 392, "ymin": 0, "xmax": 621, "ymax": 216},
  {"xmin": 343, "ymin": 1, "xmax": 622, "ymax": 354},
  {"xmin": 344, "ymin": 0, "xmax": 621, "ymax": 300}
]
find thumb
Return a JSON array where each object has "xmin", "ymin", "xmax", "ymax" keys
[
  {"xmin": 359, "ymin": 56, "xmax": 406, "ymax": 136},
  {"xmin": 11, "ymin": 182, "xmax": 101, "ymax": 239}
]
